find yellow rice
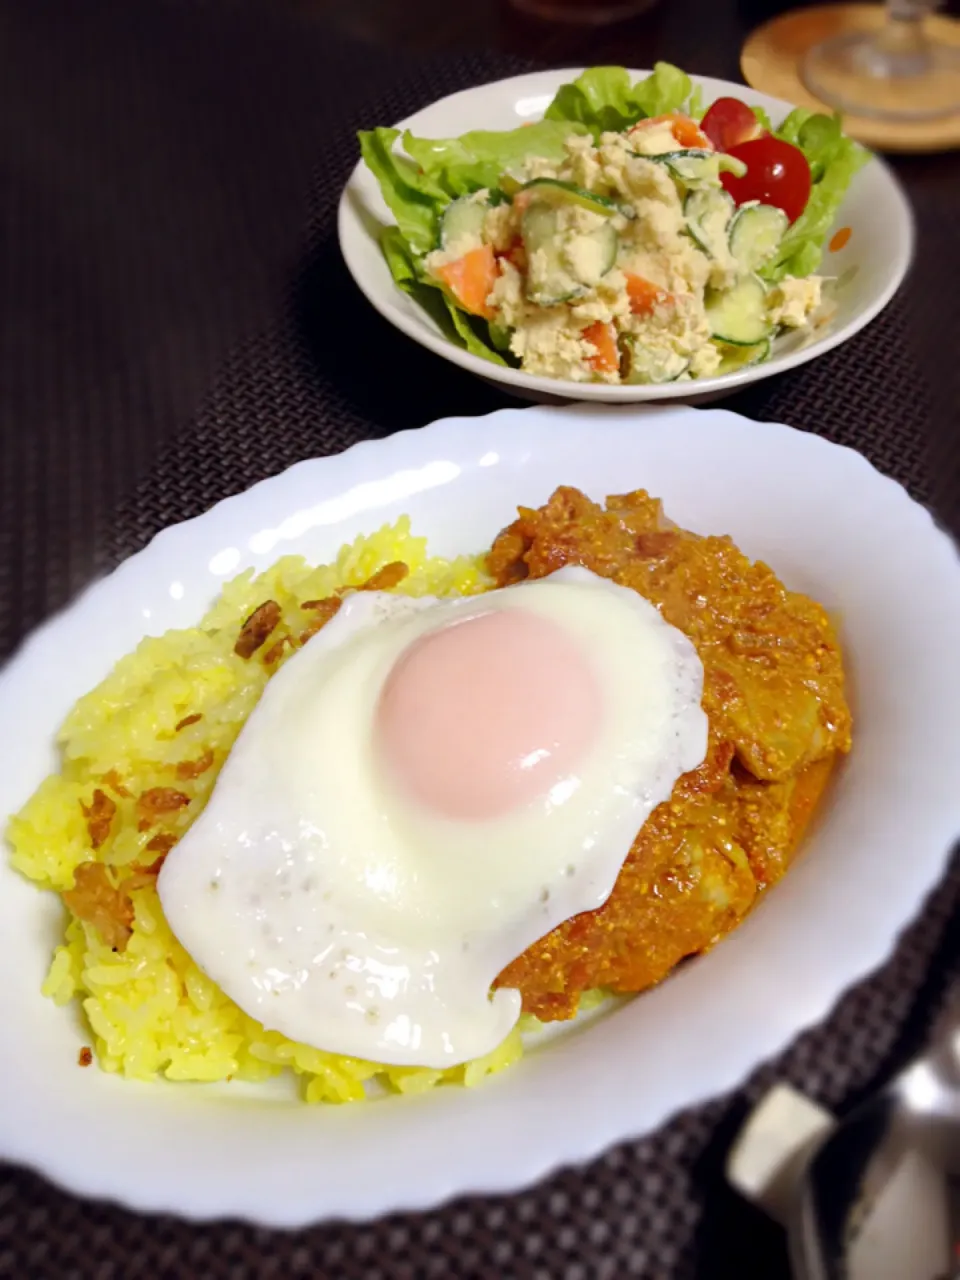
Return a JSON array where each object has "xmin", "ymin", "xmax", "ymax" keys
[{"xmin": 7, "ymin": 518, "xmax": 543, "ymax": 1103}]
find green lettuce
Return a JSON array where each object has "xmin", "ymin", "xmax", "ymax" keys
[
  {"xmin": 763, "ymin": 108, "xmax": 870, "ymax": 282},
  {"xmin": 544, "ymin": 63, "xmax": 696, "ymax": 136},
  {"xmin": 358, "ymin": 127, "xmax": 445, "ymax": 255},
  {"xmin": 750, "ymin": 104, "xmax": 775, "ymax": 132},
  {"xmin": 400, "ymin": 119, "xmax": 581, "ymax": 198},
  {"xmin": 378, "ymin": 226, "xmax": 508, "ymax": 365}
]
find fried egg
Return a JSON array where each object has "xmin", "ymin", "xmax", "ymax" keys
[{"xmin": 157, "ymin": 566, "xmax": 707, "ymax": 1067}]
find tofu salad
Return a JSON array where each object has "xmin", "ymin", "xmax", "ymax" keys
[{"xmin": 360, "ymin": 65, "xmax": 868, "ymax": 387}]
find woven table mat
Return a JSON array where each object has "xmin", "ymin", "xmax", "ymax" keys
[{"xmin": 1, "ymin": 2, "xmax": 958, "ymax": 1276}]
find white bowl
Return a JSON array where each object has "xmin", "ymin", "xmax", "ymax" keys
[
  {"xmin": 338, "ymin": 69, "xmax": 914, "ymax": 404},
  {"xmin": 1, "ymin": 404, "xmax": 958, "ymax": 1226}
]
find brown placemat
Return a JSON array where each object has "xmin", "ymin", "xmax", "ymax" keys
[{"xmin": 1, "ymin": 2, "xmax": 958, "ymax": 1277}]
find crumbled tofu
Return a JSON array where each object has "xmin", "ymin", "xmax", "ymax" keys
[
  {"xmin": 424, "ymin": 233, "xmax": 482, "ymax": 273},
  {"xmin": 489, "ymin": 259, "xmax": 526, "ymax": 328},
  {"xmin": 521, "ymin": 153, "xmax": 558, "ymax": 182},
  {"xmin": 623, "ymin": 288, "xmax": 711, "ymax": 364},
  {"xmin": 509, "ymin": 310, "xmax": 595, "ymax": 382},
  {"xmin": 689, "ymin": 342, "xmax": 723, "ymax": 378},
  {"xmin": 596, "ymin": 133, "xmax": 634, "ymax": 192},
  {"xmin": 622, "ymin": 156, "xmax": 680, "ymax": 207},
  {"xmin": 564, "ymin": 231, "xmax": 609, "ymax": 287},
  {"xmin": 563, "ymin": 133, "xmax": 602, "ymax": 191},
  {"xmin": 526, "ymin": 246, "xmax": 555, "ymax": 300},
  {"xmin": 768, "ymin": 276, "xmax": 823, "ymax": 328},
  {"xmin": 422, "ymin": 126, "xmax": 805, "ymax": 387},
  {"xmin": 628, "ymin": 120, "xmax": 683, "ymax": 157},
  {"xmin": 483, "ymin": 202, "xmax": 517, "ymax": 253},
  {"xmin": 570, "ymin": 270, "xmax": 630, "ymax": 325},
  {"xmin": 566, "ymin": 205, "xmax": 606, "ymax": 235}
]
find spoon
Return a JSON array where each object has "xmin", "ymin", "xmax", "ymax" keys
[{"xmin": 727, "ymin": 980, "xmax": 960, "ymax": 1280}]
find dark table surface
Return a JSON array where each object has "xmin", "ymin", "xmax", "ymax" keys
[{"xmin": 0, "ymin": 2, "xmax": 958, "ymax": 1277}]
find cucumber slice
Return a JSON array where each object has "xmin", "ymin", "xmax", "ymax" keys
[
  {"xmin": 705, "ymin": 275, "xmax": 774, "ymax": 346},
  {"xmin": 587, "ymin": 220, "xmax": 619, "ymax": 276},
  {"xmin": 684, "ymin": 188, "xmax": 734, "ymax": 259},
  {"xmin": 727, "ymin": 203, "xmax": 789, "ymax": 273},
  {"xmin": 440, "ymin": 196, "xmax": 488, "ymax": 251},
  {"xmin": 620, "ymin": 337, "xmax": 689, "ymax": 385},
  {"xmin": 653, "ymin": 150, "xmax": 747, "ymax": 187},
  {"xmin": 718, "ymin": 153, "xmax": 748, "ymax": 178},
  {"xmin": 715, "ymin": 338, "xmax": 772, "ymax": 376},
  {"xmin": 521, "ymin": 202, "xmax": 618, "ymax": 306},
  {"xmin": 653, "ymin": 149, "xmax": 717, "ymax": 186},
  {"xmin": 499, "ymin": 174, "xmax": 523, "ymax": 198},
  {"xmin": 521, "ymin": 203, "xmax": 582, "ymax": 305},
  {"xmin": 519, "ymin": 178, "xmax": 619, "ymax": 218}
]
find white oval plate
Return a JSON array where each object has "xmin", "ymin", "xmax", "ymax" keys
[
  {"xmin": 338, "ymin": 69, "xmax": 914, "ymax": 404},
  {"xmin": 1, "ymin": 404, "xmax": 958, "ymax": 1226}
]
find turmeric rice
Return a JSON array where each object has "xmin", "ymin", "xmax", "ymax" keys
[{"xmin": 7, "ymin": 519, "xmax": 539, "ymax": 1103}]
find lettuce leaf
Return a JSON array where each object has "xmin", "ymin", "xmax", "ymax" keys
[
  {"xmin": 763, "ymin": 108, "xmax": 870, "ymax": 282},
  {"xmin": 378, "ymin": 227, "xmax": 508, "ymax": 365},
  {"xmin": 400, "ymin": 119, "xmax": 581, "ymax": 199},
  {"xmin": 544, "ymin": 63, "xmax": 695, "ymax": 137},
  {"xmin": 358, "ymin": 127, "xmax": 446, "ymax": 256}
]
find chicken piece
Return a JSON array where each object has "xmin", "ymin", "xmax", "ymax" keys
[
  {"xmin": 488, "ymin": 486, "xmax": 850, "ymax": 1019},
  {"xmin": 488, "ymin": 486, "xmax": 851, "ymax": 782},
  {"xmin": 496, "ymin": 777, "xmax": 757, "ymax": 1019}
]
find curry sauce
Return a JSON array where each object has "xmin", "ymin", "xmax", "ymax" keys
[{"xmin": 491, "ymin": 486, "xmax": 851, "ymax": 1020}]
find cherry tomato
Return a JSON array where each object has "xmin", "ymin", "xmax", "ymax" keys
[
  {"xmin": 700, "ymin": 97, "xmax": 765, "ymax": 151},
  {"xmin": 720, "ymin": 135, "xmax": 812, "ymax": 224}
]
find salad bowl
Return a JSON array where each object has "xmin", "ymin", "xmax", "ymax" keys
[{"xmin": 339, "ymin": 67, "xmax": 913, "ymax": 402}]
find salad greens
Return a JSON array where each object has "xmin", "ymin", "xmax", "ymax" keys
[
  {"xmin": 763, "ymin": 108, "xmax": 868, "ymax": 282},
  {"xmin": 358, "ymin": 119, "xmax": 581, "ymax": 255},
  {"xmin": 543, "ymin": 64, "xmax": 701, "ymax": 137},
  {"xmin": 378, "ymin": 225, "xmax": 509, "ymax": 364},
  {"xmin": 357, "ymin": 64, "xmax": 869, "ymax": 367}
]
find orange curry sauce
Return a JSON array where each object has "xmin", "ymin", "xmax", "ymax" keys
[{"xmin": 489, "ymin": 487, "xmax": 851, "ymax": 1020}]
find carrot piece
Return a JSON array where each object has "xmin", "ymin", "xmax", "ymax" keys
[
  {"xmin": 625, "ymin": 273, "xmax": 673, "ymax": 317},
  {"xmin": 583, "ymin": 321, "xmax": 619, "ymax": 375},
  {"xmin": 671, "ymin": 115, "xmax": 713, "ymax": 150},
  {"xmin": 632, "ymin": 113, "xmax": 712, "ymax": 151},
  {"xmin": 435, "ymin": 244, "xmax": 498, "ymax": 319},
  {"xmin": 829, "ymin": 226, "xmax": 852, "ymax": 253}
]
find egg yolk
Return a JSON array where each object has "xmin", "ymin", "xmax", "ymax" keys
[{"xmin": 375, "ymin": 607, "xmax": 602, "ymax": 821}]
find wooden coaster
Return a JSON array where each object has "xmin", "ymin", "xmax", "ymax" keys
[{"xmin": 741, "ymin": 3, "xmax": 960, "ymax": 152}]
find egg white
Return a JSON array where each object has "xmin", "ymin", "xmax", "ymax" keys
[{"xmin": 157, "ymin": 566, "xmax": 707, "ymax": 1067}]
